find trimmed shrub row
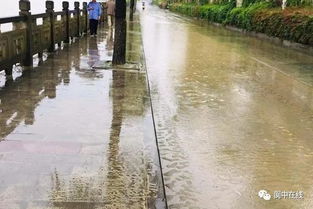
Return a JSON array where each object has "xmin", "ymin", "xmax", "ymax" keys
[{"xmin": 169, "ymin": 2, "xmax": 313, "ymax": 45}]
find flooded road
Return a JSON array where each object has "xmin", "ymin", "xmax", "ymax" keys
[
  {"xmin": 0, "ymin": 21, "xmax": 165, "ymax": 208},
  {"xmin": 141, "ymin": 5, "xmax": 313, "ymax": 209}
]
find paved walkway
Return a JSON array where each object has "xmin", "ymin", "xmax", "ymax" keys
[{"xmin": 0, "ymin": 16, "xmax": 166, "ymax": 209}]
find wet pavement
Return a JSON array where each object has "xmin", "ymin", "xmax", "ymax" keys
[
  {"xmin": 141, "ymin": 5, "xmax": 313, "ymax": 209},
  {"xmin": 0, "ymin": 18, "xmax": 165, "ymax": 208},
  {"xmin": 1, "ymin": 4, "xmax": 313, "ymax": 209}
]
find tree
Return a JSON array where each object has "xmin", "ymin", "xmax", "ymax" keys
[
  {"xmin": 129, "ymin": 0, "xmax": 135, "ymax": 21},
  {"xmin": 112, "ymin": 0, "xmax": 127, "ymax": 65}
]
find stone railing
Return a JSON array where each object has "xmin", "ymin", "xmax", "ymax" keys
[{"xmin": 0, "ymin": 0, "xmax": 105, "ymax": 76}]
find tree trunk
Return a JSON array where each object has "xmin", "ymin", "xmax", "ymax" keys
[
  {"xmin": 112, "ymin": 19, "xmax": 127, "ymax": 65},
  {"xmin": 112, "ymin": 0, "xmax": 127, "ymax": 65},
  {"xmin": 129, "ymin": 0, "xmax": 135, "ymax": 21}
]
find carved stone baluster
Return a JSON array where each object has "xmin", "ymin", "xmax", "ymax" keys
[
  {"xmin": 83, "ymin": 2, "xmax": 88, "ymax": 34},
  {"xmin": 46, "ymin": 1, "xmax": 55, "ymax": 52},
  {"xmin": 62, "ymin": 1, "xmax": 70, "ymax": 43},
  {"xmin": 74, "ymin": 2, "xmax": 80, "ymax": 37},
  {"xmin": 19, "ymin": 0, "xmax": 33, "ymax": 66}
]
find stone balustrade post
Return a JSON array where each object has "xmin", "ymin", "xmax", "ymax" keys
[
  {"xmin": 19, "ymin": 0, "xmax": 33, "ymax": 66},
  {"xmin": 83, "ymin": 2, "xmax": 88, "ymax": 34},
  {"xmin": 74, "ymin": 2, "xmax": 80, "ymax": 37},
  {"xmin": 62, "ymin": 1, "xmax": 70, "ymax": 43},
  {"xmin": 46, "ymin": 1, "xmax": 55, "ymax": 52}
]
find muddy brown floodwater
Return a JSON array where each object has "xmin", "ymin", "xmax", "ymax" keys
[{"xmin": 141, "ymin": 5, "xmax": 313, "ymax": 209}]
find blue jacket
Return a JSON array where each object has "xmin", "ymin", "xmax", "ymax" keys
[{"xmin": 88, "ymin": 2, "xmax": 102, "ymax": 20}]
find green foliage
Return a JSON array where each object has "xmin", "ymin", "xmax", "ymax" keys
[
  {"xmin": 207, "ymin": 3, "xmax": 236, "ymax": 23},
  {"xmin": 252, "ymin": 9, "xmax": 313, "ymax": 44},
  {"xmin": 225, "ymin": 2, "xmax": 272, "ymax": 30},
  {"xmin": 242, "ymin": 0, "xmax": 258, "ymax": 7},
  {"xmin": 153, "ymin": 0, "xmax": 168, "ymax": 7},
  {"xmin": 199, "ymin": 0, "xmax": 208, "ymax": 6},
  {"xmin": 169, "ymin": 1, "xmax": 236, "ymax": 23},
  {"xmin": 286, "ymin": 0, "xmax": 302, "ymax": 7},
  {"xmin": 169, "ymin": 3, "xmax": 197, "ymax": 16},
  {"xmin": 169, "ymin": 2, "xmax": 313, "ymax": 45}
]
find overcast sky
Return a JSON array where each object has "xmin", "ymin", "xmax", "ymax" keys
[{"xmin": 0, "ymin": 0, "xmax": 93, "ymax": 18}]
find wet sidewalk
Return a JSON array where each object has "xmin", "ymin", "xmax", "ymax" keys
[{"xmin": 0, "ymin": 17, "xmax": 166, "ymax": 209}]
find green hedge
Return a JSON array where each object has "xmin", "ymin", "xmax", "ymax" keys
[
  {"xmin": 169, "ymin": 2, "xmax": 313, "ymax": 45},
  {"xmin": 153, "ymin": 0, "xmax": 168, "ymax": 7},
  {"xmin": 252, "ymin": 8, "xmax": 313, "ymax": 44},
  {"xmin": 225, "ymin": 2, "xmax": 273, "ymax": 30},
  {"xmin": 169, "ymin": 2, "xmax": 236, "ymax": 22},
  {"xmin": 286, "ymin": 0, "xmax": 312, "ymax": 7}
]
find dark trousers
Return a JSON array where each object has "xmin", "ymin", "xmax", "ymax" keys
[{"xmin": 90, "ymin": 19, "xmax": 99, "ymax": 35}]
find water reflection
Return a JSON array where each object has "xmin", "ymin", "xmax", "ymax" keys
[
  {"xmin": 46, "ymin": 69, "xmax": 157, "ymax": 209},
  {"xmin": 0, "ymin": 56, "xmax": 71, "ymax": 140},
  {"xmin": 106, "ymin": 28, "xmax": 114, "ymax": 56},
  {"xmin": 87, "ymin": 38, "xmax": 100, "ymax": 68},
  {"xmin": 105, "ymin": 71, "xmax": 127, "ymax": 207},
  {"xmin": 0, "ymin": 21, "xmax": 163, "ymax": 208}
]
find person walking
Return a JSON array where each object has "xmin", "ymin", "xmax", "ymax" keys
[
  {"xmin": 88, "ymin": 0, "xmax": 102, "ymax": 36},
  {"xmin": 106, "ymin": 0, "xmax": 115, "ymax": 27}
]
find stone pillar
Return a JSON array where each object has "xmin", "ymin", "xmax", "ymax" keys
[
  {"xmin": 19, "ymin": 0, "xmax": 33, "ymax": 66},
  {"xmin": 74, "ymin": 2, "xmax": 80, "ymax": 37},
  {"xmin": 236, "ymin": 0, "xmax": 243, "ymax": 7},
  {"xmin": 62, "ymin": 1, "xmax": 70, "ymax": 43},
  {"xmin": 46, "ymin": 1, "xmax": 55, "ymax": 52},
  {"xmin": 83, "ymin": 2, "xmax": 88, "ymax": 34},
  {"xmin": 282, "ymin": 0, "xmax": 287, "ymax": 9}
]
